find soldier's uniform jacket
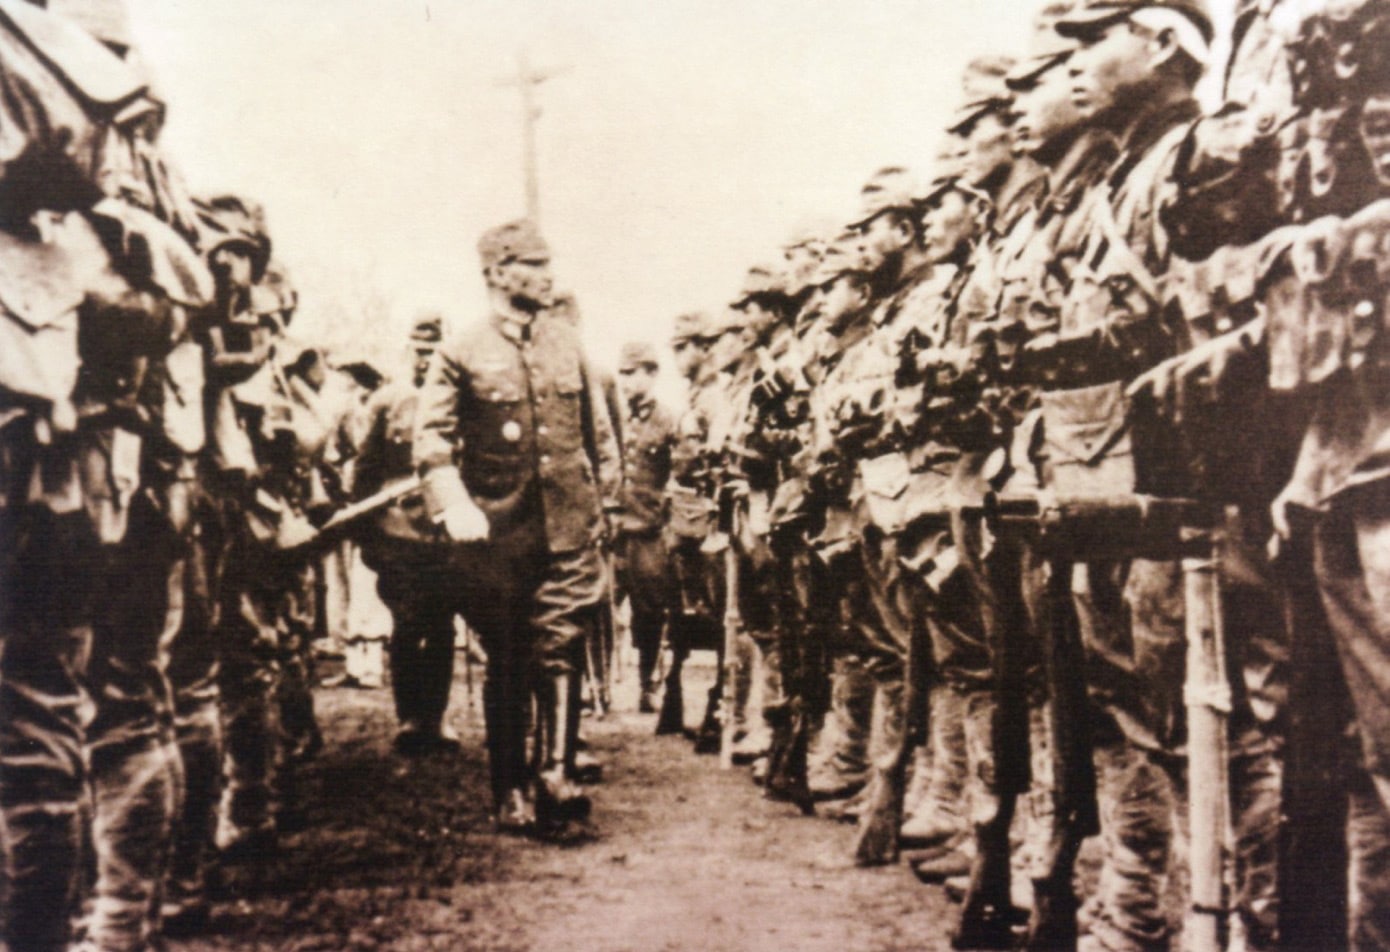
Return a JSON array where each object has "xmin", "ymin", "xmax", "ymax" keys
[
  {"xmin": 616, "ymin": 394, "xmax": 674, "ymax": 535},
  {"xmin": 0, "ymin": 0, "xmax": 200, "ymax": 236},
  {"xmin": 354, "ymin": 379, "xmax": 437, "ymax": 543},
  {"xmin": 414, "ymin": 310, "xmax": 621, "ymax": 555},
  {"xmin": 0, "ymin": 1, "xmax": 209, "ymax": 541}
]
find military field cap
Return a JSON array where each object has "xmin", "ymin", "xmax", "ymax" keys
[
  {"xmin": 947, "ymin": 56, "xmax": 1017, "ymax": 133},
  {"xmin": 782, "ymin": 216, "xmax": 839, "ymax": 251},
  {"xmin": 812, "ymin": 234, "xmax": 866, "ymax": 286},
  {"xmin": 477, "ymin": 219, "xmax": 550, "ymax": 269},
  {"xmin": 1006, "ymin": 1, "xmax": 1082, "ymax": 89},
  {"xmin": 196, "ymin": 194, "xmax": 272, "ymax": 282},
  {"xmin": 732, "ymin": 262, "xmax": 786, "ymax": 305},
  {"xmin": 46, "ymin": 0, "xmax": 133, "ymax": 49},
  {"xmin": 618, "ymin": 341, "xmax": 660, "ymax": 372},
  {"xmin": 713, "ymin": 307, "xmax": 749, "ymax": 337},
  {"xmin": 336, "ymin": 359, "xmax": 387, "ymax": 391},
  {"xmin": 411, "ymin": 312, "xmax": 443, "ymax": 344},
  {"xmin": 1006, "ymin": 49, "xmax": 1074, "ymax": 91},
  {"xmin": 671, "ymin": 309, "xmax": 714, "ymax": 342},
  {"xmin": 915, "ymin": 175, "xmax": 992, "ymax": 209},
  {"xmin": 1055, "ymin": 0, "xmax": 1214, "ymax": 61},
  {"xmin": 849, "ymin": 165, "xmax": 921, "ymax": 228}
]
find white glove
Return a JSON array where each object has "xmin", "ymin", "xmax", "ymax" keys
[{"xmin": 440, "ymin": 499, "xmax": 490, "ymax": 542}]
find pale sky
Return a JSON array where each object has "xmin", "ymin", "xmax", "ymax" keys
[{"xmin": 126, "ymin": 0, "xmax": 1236, "ymax": 376}]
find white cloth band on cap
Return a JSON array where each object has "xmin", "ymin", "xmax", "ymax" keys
[{"xmin": 1130, "ymin": 7, "xmax": 1211, "ymax": 66}]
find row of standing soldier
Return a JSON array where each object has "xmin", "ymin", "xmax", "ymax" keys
[
  {"xmin": 0, "ymin": 2, "xmax": 395, "ymax": 949},
  {"xmin": 652, "ymin": 1, "xmax": 1390, "ymax": 949}
]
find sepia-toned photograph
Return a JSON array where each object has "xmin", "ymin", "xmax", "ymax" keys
[{"xmin": 3, "ymin": 0, "xmax": 1388, "ymax": 949}]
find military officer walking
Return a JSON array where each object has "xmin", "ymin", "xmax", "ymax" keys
[{"xmin": 414, "ymin": 219, "xmax": 621, "ymax": 837}]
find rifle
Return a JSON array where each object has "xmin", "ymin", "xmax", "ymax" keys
[
  {"xmin": 314, "ymin": 475, "xmax": 422, "ymax": 535},
  {"xmin": 956, "ymin": 489, "xmax": 1231, "ymax": 952},
  {"xmin": 717, "ymin": 479, "xmax": 746, "ymax": 771}
]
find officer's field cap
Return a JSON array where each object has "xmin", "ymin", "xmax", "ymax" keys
[
  {"xmin": 1054, "ymin": 0, "xmax": 1214, "ymax": 63},
  {"xmin": 848, "ymin": 166, "xmax": 921, "ymax": 228},
  {"xmin": 411, "ymin": 312, "xmax": 443, "ymax": 345},
  {"xmin": 947, "ymin": 57, "xmax": 1017, "ymax": 134},
  {"xmin": 618, "ymin": 341, "xmax": 660, "ymax": 372},
  {"xmin": 478, "ymin": 219, "xmax": 551, "ymax": 269},
  {"xmin": 732, "ymin": 263, "xmax": 786, "ymax": 306},
  {"xmin": 672, "ymin": 310, "xmax": 714, "ymax": 343}
]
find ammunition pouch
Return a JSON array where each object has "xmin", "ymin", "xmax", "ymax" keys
[
  {"xmin": 858, "ymin": 451, "xmax": 912, "ymax": 535},
  {"xmin": 1038, "ymin": 382, "xmax": 1137, "ymax": 499},
  {"xmin": 666, "ymin": 484, "xmax": 715, "ymax": 539}
]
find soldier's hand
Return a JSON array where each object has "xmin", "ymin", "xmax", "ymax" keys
[{"xmin": 440, "ymin": 499, "xmax": 490, "ymax": 542}]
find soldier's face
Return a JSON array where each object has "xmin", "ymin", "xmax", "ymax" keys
[
  {"xmin": 672, "ymin": 339, "xmax": 705, "ymax": 379},
  {"xmin": 489, "ymin": 257, "xmax": 554, "ymax": 308},
  {"xmin": 858, "ymin": 211, "xmax": 913, "ymax": 264},
  {"xmin": 1012, "ymin": 67, "xmax": 1084, "ymax": 160},
  {"xmin": 741, "ymin": 300, "xmax": 781, "ymax": 337},
  {"xmin": 1067, "ymin": 20, "xmax": 1156, "ymax": 126},
  {"xmin": 920, "ymin": 190, "xmax": 980, "ymax": 263},
  {"xmin": 783, "ymin": 242, "xmax": 823, "ymax": 292},
  {"xmin": 822, "ymin": 275, "xmax": 867, "ymax": 333},
  {"xmin": 619, "ymin": 365, "xmax": 656, "ymax": 402},
  {"xmin": 963, "ymin": 113, "xmax": 1015, "ymax": 187},
  {"xmin": 1359, "ymin": 94, "xmax": 1390, "ymax": 188},
  {"xmin": 211, "ymin": 245, "xmax": 255, "ymax": 292}
]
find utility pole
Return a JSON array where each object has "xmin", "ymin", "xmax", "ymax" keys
[{"xmin": 495, "ymin": 51, "xmax": 571, "ymax": 226}]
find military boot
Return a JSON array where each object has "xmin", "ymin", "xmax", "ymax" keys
[
  {"xmin": 807, "ymin": 653, "xmax": 872, "ymax": 800},
  {"xmin": 534, "ymin": 672, "xmax": 592, "ymax": 836},
  {"xmin": 901, "ymin": 683, "xmax": 970, "ymax": 847},
  {"xmin": 853, "ymin": 678, "xmax": 908, "ymax": 866}
]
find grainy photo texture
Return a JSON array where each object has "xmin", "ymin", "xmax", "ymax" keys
[{"xmin": 2, "ymin": 1, "xmax": 1388, "ymax": 950}]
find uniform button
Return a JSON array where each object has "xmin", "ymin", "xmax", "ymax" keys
[
  {"xmin": 538, "ymin": 424, "xmax": 549, "ymax": 436},
  {"xmin": 540, "ymin": 454, "xmax": 551, "ymax": 466}
]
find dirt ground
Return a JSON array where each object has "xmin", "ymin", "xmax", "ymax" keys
[{"xmin": 169, "ymin": 651, "xmax": 962, "ymax": 952}]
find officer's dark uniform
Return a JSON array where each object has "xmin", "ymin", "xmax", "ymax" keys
[
  {"xmin": 611, "ymin": 341, "xmax": 676, "ymax": 708},
  {"xmin": 414, "ymin": 220, "xmax": 620, "ymax": 829},
  {"xmin": 355, "ymin": 314, "xmax": 460, "ymax": 751}
]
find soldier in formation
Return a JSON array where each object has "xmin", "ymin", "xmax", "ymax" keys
[{"xmin": 659, "ymin": 1, "xmax": 1390, "ymax": 949}]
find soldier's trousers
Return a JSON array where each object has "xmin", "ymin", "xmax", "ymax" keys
[
  {"xmin": 451, "ymin": 519, "xmax": 603, "ymax": 802},
  {"xmin": 216, "ymin": 513, "xmax": 312, "ymax": 844},
  {"xmin": 165, "ymin": 490, "xmax": 223, "ymax": 915},
  {"xmin": 363, "ymin": 534, "xmax": 457, "ymax": 734},
  {"xmin": 733, "ymin": 533, "xmax": 783, "ymax": 740},
  {"xmin": 613, "ymin": 530, "xmax": 672, "ymax": 689},
  {"xmin": 0, "ymin": 504, "xmax": 98, "ymax": 952},
  {"xmin": 1315, "ymin": 485, "xmax": 1390, "ymax": 950},
  {"xmin": 1078, "ymin": 550, "xmax": 1284, "ymax": 952},
  {"xmin": 836, "ymin": 530, "xmax": 918, "ymax": 861},
  {"xmin": 85, "ymin": 484, "xmax": 191, "ymax": 952}
]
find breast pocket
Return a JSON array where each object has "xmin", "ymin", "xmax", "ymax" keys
[{"xmin": 545, "ymin": 366, "xmax": 586, "ymax": 452}]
